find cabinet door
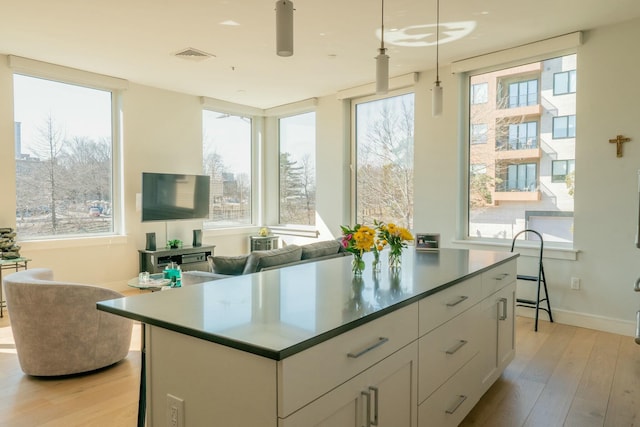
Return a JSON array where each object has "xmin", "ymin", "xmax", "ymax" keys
[
  {"xmin": 280, "ymin": 342, "xmax": 417, "ymax": 427},
  {"xmin": 478, "ymin": 281, "xmax": 516, "ymax": 394},
  {"xmin": 478, "ymin": 292, "xmax": 499, "ymax": 393},
  {"xmin": 370, "ymin": 353, "xmax": 415, "ymax": 427},
  {"xmin": 497, "ymin": 282, "xmax": 516, "ymax": 369}
]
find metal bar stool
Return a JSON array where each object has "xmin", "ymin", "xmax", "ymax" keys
[{"xmin": 510, "ymin": 229, "xmax": 554, "ymax": 331}]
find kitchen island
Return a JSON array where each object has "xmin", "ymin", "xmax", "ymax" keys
[{"xmin": 98, "ymin": 248, "xmax": 518, "ymax": 427}]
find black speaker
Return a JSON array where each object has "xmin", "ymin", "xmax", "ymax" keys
[
  {"xmin": 192, "ymin": 229, "xmax": 202, "ymax": 247},
  {"xmin": 145, "ymin": 232, "xmax": 156, "ymax": 251}
]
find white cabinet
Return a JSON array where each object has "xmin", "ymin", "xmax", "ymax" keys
[
  {"xmin": 278, "ymin": 305, "xmax": 418, "ymax": 418},
  {"xmin": 478, "ymin": 269, "xmax": 516, "ymax": 393},
  {"xmin": 418, "ymin": 354, "xmax": 482, "ymax": 427},
  {"xmin": 279, "ymin": 342, "xmax": 418, "ymax": 427},
  {"xmin": 143, "ymin": 256, "xmax": 517, "ymax": 427},
  {"xmin": 417, "ymin": 259, "xmax": 517, "ymax": 426},
  {"xmin": 497, "ymin": 284, "xmax": 516, "ymax": 370}
]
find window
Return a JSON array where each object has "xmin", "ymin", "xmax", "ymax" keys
[
  {"xmin": 552, "ymin": 115, "xmax": 576, "ymax": 138},
  {"xmin": 508, "ymin": 79, "xmax": 538, "ymax": 107},
  {"xmin": 471, "ymin": 124, "xmax": 488, "ymax": 144},
  {"xmin": 506, "ymin": 121, "xmax": 538, "ymax": 150},
  {"xmin": 552, "ymin": 159, "xmax": 575, "ymax": 182},
  {"xmin": 553, "ymin": 70, "xmax": 576, "ymax": 95},
  {"xmin": 468, "ymin": 53, "xmax": 576, "ymax": 243},
  {"xmin": 471, "ymin": 83, "xmax": 488, "ymax": 104},
  {"xmin": 502, "ymin": 163, "xmax": 537, "ymax": 191},
  {"xmin": 354, "ymin": 92, "xmax": 414, "ymax": 228},
  {"xmin": 279, "ymin": 112, "xmax": 316, "ymax": 225},
  {"xmin": 13, "ymin": 74, "xmax": 116, "ymax": 239},
  {"xmin": 470, "ymin": 164, "xmax": 487, "ymax": 174},
  {"xmin": 202, "ymin": 110, "xmax": 252, "ymax": 227}
]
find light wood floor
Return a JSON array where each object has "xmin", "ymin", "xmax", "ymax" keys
[
  {"xmin": 0, "ymin": 313, "xmax": 639, "ymax": 426},
  {"xmin": 461, "ymin": 316, "xmax": 640, "ymax": 427}
]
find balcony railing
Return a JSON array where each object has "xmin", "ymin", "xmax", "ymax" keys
[{"xmin": 496, "ymin": 138, "xmax": 539, "ymax": 151}]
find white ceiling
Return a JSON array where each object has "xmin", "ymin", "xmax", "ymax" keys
[{"xmin": 2, "ymin": 0, "xmax": 640, "ymax": 109}]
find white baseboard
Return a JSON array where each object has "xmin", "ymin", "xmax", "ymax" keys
[{"xmin": 516, "ymin": 306, "xmax": 635, "ymax": 337}]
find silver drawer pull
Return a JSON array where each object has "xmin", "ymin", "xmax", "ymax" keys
[
  {"xmin": 499, "ymin": 297, "xmax": 508, "ymax": 321},
  {"xmin": 635, "ymin": 277, "xmax": 640, "ymax": 292},
  {"xmin": 495, "ymin": 273, "xmax": 510, "ymax": 281},
  {"xmin": 446, "ymin": 295, "xmax": 468, "ymax": 307},
  {"xmin": 635, "ymin": 311, "xmax": 640, "ymax": 345},
  {"xmin": 445, "ymin": 340, "xmax": 468, "ymax": 355},
  {"xmin": 369, "ymin": 386, "xmax": 379, "ymax": 426},
  {"xmin": 445, "ymin": 394, "xmax": 468, "ymax": 415},
  {"xmin": 347, "ymin": 337, "xmax": 389, "ymax": 358},
  {"xmin": 361, "ymin": 390, "xmax": 371, "ymax": 427}
]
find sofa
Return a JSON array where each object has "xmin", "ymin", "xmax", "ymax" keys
[
  {"xmin": 205, "ymin": 239, "xmax": 350, "ymax": 278},
  {"xmin": 4, "ymin": 268, "xmax": 133, "ymax": 376}
]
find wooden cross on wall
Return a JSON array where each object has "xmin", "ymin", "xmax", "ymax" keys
[{"xmin": 609, "ymin": 134, "xmax": 631, "ymax": 158}]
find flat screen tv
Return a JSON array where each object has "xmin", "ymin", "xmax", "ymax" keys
[{"xmin": 141, "ymin": 172, "xmax": 210, "ymax": 222}]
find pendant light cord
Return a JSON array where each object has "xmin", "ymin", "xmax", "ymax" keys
[
  {"xmin": 436, "ymin": 0, "xmax": 440, "ymax": 83},
  {"xmin": 381, "ymin": 0, "xmax": 385, "ymax": 50}
]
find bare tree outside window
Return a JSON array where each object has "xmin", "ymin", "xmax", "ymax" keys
[
  {"xmin": 202, "ymin": 110, "xmax": 252, "ymax": 227},
  {"xmin": 355, "ymin": 93, "xmax": 414, "ymax": 229},
  {"xmin": 279, "ymin": 112, "xmax": 316, "ymax": 225},
  {"xmin": 13, "ymin": 75, "xmax": 114, "ymax": 238}
]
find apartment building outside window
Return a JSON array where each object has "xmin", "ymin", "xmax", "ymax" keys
[
  {"xmin": 468, "ymin": 54, "xmax": 576, "ymax": 243},
  {"xmin": 278, "ymin": 112, "xmax": 316, "ymax": 226},
  {"xmin": 13, "ymin": 74, "xmax": 116, "ymax": 239},
  {"xmin": 554, "ymin": 70, "xmax": 577, "ymax": 95},
  {"xmin": 353, "ymin": 92, "xmax": 415, "ymax": 229},
  {"xmin": 471, "ymin": 83, "xmax": 488, "ymax": 104},
  {"xmin": 505, "ymin": 121, "xmax": 538, "ymax": 150},
  {"xmin": 508, "ymin": 78, "xmax": 538, "ymax": 107},
  {"xmin": 202, "ymin": 110, "xmax": 252, "ymax": 227},
  {"xmin": 552, "ymin": 115, "xmax": 576, "ymax": 139},
  {"xmin": 471, "ymin": 124, "xmax": 488, "ymax": 144}
]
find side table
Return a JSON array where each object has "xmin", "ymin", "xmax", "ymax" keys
[
  {"xmin": 0, "ymin": 257, "xmax": 31, "ymax": 318},
  {"xmin": 249, "ymin": 235, "xmax": 279, "ymax": 251}
]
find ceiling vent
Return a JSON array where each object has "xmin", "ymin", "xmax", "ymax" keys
[{"xmin": 174, "ymin": 47, "xmax": 215, "ymax": 61}]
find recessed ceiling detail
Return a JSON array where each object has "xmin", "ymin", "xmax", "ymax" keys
[{"xmin": 174, "ymin": 48, "xmax": 215, "ymax": 61}]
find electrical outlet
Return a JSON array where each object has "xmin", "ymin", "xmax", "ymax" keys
[
  {"xmin": 167, "ymin": 394, "xmax": 184, "ymax": 427},
  {"xmin": 570, "ymin": 277, "xmax": 581, "ymax": 290}
]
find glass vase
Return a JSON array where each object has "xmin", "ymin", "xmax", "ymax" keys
[
  {"xmin": 372, "ymin": 251, "xmax": 381, "ymax": 273},
  {"xmin": 352, "ymin": 253, "xmax": 365, "ymax": 276},
  {"xmin": 388, "ymin": 249, "xmax": 402, "ymax": 270}
]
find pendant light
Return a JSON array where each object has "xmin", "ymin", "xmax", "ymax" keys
[
  {"xmin": 432, "ymin": 0, "xmax": 443, "ymax": 116},
  {"xmin": 276, "ymin": 0, "xmax": 294, "ymax": 57},
  {"xmin": 375, "ymin": 0, "xmax": 389, "ymax": 95}
]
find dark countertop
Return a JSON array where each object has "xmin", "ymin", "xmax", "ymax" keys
[{"xmin": 98, "ymin": 248, "xmax": 517, "ymax": 360}]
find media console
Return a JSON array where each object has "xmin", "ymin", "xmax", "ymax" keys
[{"xmin": 138, "ymin": 244, "xmax": 215, "ymax": 273}]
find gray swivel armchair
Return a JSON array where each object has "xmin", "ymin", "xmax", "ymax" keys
[{"xmin": 4, "ymin": 268, "xmax": 133, "ymax": 376}]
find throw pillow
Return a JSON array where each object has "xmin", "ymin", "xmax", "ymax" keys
[
  {"xmin": 243, "ymin": 245, "xmax": 302, "ymax": 274},
  {"xmin": 300, "ymin": 240, "xmax": 341, "ymax": 260},
  {"xmin": 208, "ymin": 255, "xmax": 249, "ymax": 275}
]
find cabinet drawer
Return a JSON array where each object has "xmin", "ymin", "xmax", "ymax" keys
[
  {"xmin": 418, "ymin": 303, "xmax": 481, "ymax": 404},
  {"xmin": 277, "ymin": 303, "xmax": 418, "ymax": 418},
  {"xmin": 419, "ymin": 275, "xmax": 481, "ymax": 336},
  {"xmin": 418, "ymin": 354, "xmax": 481, "ymax": 427},
  {"xmin": 481, "ymin": 259, "xmax": 516, "ymax": 297},
  {"xmin": 279, "ymin": 342, "xmax": 418, "ymax": 427}
]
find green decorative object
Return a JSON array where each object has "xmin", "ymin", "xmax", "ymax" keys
[{"xmin": 167, "ymin": 239, "xmax": 182, "ymax": 249}]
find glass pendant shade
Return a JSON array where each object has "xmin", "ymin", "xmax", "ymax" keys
[
  {"xmin": 432, "ymin": 82, "xmax": 443, "ymax": 117},
  {"xmin": 276, "ymin": 0, "xmax": 293, "ymax": 57},
  {"xmin": 376, "ymin": 49, "xmax": 389, "ymax": 95}
]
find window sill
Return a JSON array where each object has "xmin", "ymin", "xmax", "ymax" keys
[
  {"xmin": 450, "ymin": 239, "xmax": 579, "ymax": 261},
  {"xmin": 20, "ymin": 234, "xmax": 129, "ymax": 251}
]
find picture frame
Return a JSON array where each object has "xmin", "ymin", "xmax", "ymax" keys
[{"xmin": 415, "ymin": 233, "xmax": 440, "ymax": 251}]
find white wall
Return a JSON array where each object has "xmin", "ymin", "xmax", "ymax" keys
[
  {"xmin": 410, "ymin": 18, "xmax": 640, "ymax": 335},
  {"xmin": 1, "ymin": 17, "xmax": 640, "ymax": 335}
]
